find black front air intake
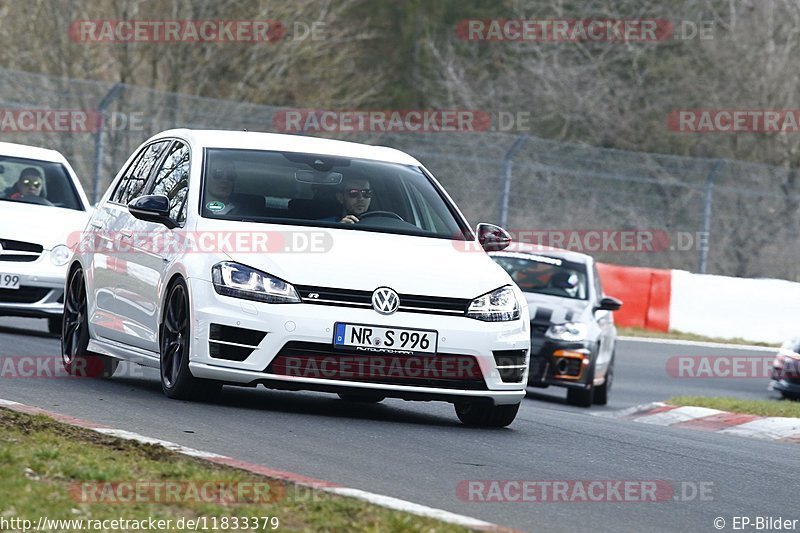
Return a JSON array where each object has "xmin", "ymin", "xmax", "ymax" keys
[
  {"xmin": 208, "ymin": 324, "xmax": 267, "ymax": 362},
  {"xmin": 492, "ymin": 349, "xmax": 527, "ymax": 383}
]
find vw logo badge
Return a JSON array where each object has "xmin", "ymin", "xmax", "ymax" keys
[{"xmin": 372, "ymin": 287, "xmax": 399, "ymax": 315}]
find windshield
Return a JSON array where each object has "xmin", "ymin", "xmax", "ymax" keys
[
  {"xmin": 200, "ymin": 148, "xmax": 470, "ymax": 240},
  {"xmin": 0, "ymin": 156, "xmax": 84, "ymax": 211},
  {"xmin": 491, "ymin": 252, "xmax": 589, "ymax": 300}
]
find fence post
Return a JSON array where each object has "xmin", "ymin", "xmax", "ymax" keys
[
  {"xmin": 498, "ymin": 134, "xmax": 528, "ymax": 228},
  {"xmin": 92, "ymin": 83, "xmax": 124, "ymax": 204},
  {"xmin": 698, "ymin": 159, "xmax": 723, "ymax": 274}
]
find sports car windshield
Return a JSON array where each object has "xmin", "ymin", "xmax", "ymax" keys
[
  {"xmin": 200, "ymin": 148, "xmax": 470, "ymax": 240},
  {"xmin": 0, "ymin": 156, "xmax": 84, "ymax": 210},
  {"xmin": 491, "ymin": 253, "xmax": 588, "ymax": 300}
]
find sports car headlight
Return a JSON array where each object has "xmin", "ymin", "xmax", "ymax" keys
[
  {"xmin": 50, "ymin": 245, "xmax": 71, "ymax": 266},
  {"xmin": 467, "ymin": 286, "xmax": 520, "ymax": 322},
  {"xmin": 545, "ymin": 322, "xmax": 588, "ymax": 342},
  {"xmin": 211, "ymin": 262, "xmax": 300, "ymax": 304}
]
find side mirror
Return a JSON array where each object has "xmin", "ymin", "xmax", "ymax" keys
[
  {"xmin": 128, "ymin": 195, "xmax": 178, "ymax": 229},
  {"xmin": 596, "ymin": 296, "xmax": 622, "ymax": 312},
  {"xmin": 477, "ymin": 223, "xmax": 512, "ymax": 252}
]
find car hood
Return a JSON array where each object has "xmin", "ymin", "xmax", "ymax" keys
[
  {"xmin": 523, "ymin": 292, "xmax": 591, "ymax": 324},
  {"xmin": 221, "ymin": 225, "xmax": 512, "ymax": 299},
  {"xmin": 0, "ymin": 200, "xmax": 90, "ymax": 250}
]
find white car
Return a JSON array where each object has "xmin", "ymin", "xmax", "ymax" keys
[
  {"xmin": 65, "ymin": 129, "xmax": 530, "ymax": 426},
  {"xmin": 0, "ymin": 141, "xmax": 92, "ymax": 334}
]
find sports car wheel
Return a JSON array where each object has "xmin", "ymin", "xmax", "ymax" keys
[
  {"xmin": 160, "ymin": 278, "xmax": 222, "ymax": 400},
  {"xmin": 62, "ymin": 267, "xmax": 118, "ymax": 378}
]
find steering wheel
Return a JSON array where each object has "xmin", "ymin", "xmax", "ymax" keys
[
  {"xmin": 358, "ymin": 210, "xmax": 404, "ymax": 221},
  {"xmin": 20, "ymin": 195, "xmax": 53, "ymax": 206}
]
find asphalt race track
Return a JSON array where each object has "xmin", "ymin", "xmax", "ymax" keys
[{"xmin": 0, "ymin": 316, "xmax": 796, "ymax": 533}]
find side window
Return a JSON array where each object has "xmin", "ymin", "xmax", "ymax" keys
[
  {"xmin": 149, "ymin": 142, "xmax": 190, "ymax": 223},
  {"xmin": 110, "ymin": 141, "xmax": 170, "ymax": 205}
]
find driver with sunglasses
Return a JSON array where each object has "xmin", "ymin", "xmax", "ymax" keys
[
  {"xmin": 4, "ymin": 167, "xmax": 48, "ymax": 202},
  {"xmin": 332, "ymin": 177, "xmax": 373, "ymax": 224}
]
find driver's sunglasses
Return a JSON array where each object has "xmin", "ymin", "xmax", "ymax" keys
[
  {"xmin": 22, "ymin": 178, "xmax": 41, "ymax": 187},
  {"xmin": 346, "ymin": 188, "xmax": 373, "ymax": 199}
]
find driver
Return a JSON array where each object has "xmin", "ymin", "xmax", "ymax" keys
[
  {"xmin": 5, "ymin": 168, "xmax": 45, "ymax": 201},
  {"xmin": 333, "ymin": 177, "xmax": 372, "ymax": 224}
]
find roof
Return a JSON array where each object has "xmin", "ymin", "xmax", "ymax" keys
[
  {"xmin": 0, "ymin": 141, "xmax": 69, "ymax": 164},
  {"xmin": 149, "ymin": 129, "xmax": 421, "ymax": 166},
  {"xmin": 490, "ymin": 242, "xmax": 595, "ymax": 264}
]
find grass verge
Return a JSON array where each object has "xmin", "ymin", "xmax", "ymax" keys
[
  {"xmin": 668, "ymin": 396, "xmax": 800, "ymax": 418},
  {"xmin": 0, "ymin": 408, "xmax": 474, "ymax": 532},
  {"xmin": 617, "ymin": 326, "xmax": 780, "ymax": 348}
]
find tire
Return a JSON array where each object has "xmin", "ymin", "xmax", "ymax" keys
[
  {"xmin": 593, "ymin": 356, "xmax": 613, "ymax": 406},
  {"xmin": 48, "ymin": 315, "xmax": 62, "ymax": 336},
  {"xmin": 337, "ymin": 392, "xmax": 385, "ymax": 403},
  {"xmin": 61, "ymin": 267, "xmax": 118, "ymax": 378},
  {"xmin": 454, "ymin": 401, "xmax": 520, "ymax": 427},
  {"xmin": 159, "ymin": 278, "xmax": 222, "ymax": 401},
  {"xmin": 567, "ymin": 387, "xmax": 593, "ymax": 407}
]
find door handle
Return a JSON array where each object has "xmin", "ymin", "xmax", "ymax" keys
[
  {"xmin": 120, "ymin": 230, "xmax": 133, "ymax": 239},
  {"xmin": 90, "ymin": 221, "xmax": 103, "ymax": 229}
]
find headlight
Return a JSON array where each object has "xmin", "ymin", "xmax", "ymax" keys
[
  {"xmin": 467, "ymin": 286, "xmax": 520, "ymax": 322},
  {"xmin": 545, "ymin": 322, "xmax": 588, "ymax": 342},
  {"xmin": 211, "ymin": 262, "xmax": 300, "ymax": 304},
  {"xmin": 50, "ymin": 245, "xmax": 71, "ymax": 266}
]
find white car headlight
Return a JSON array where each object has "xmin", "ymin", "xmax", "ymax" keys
[
  {"xmin": 545, "ymin": 322, "xmax": 588, "ymax": 342},
  {"xmin": 211, "ymin": 262, "xmax": 300, "ymax": 304},
  {"xmin": 467, "ymin": 286, "xmax": 520, "ymax": 322},
  {"xmin": 50, "ymin": 245, "xmax": 71, "ymax": 266}
]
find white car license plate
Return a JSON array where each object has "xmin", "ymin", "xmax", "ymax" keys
[
  {"xmin": 334, "ymin": 323, "xmax": 438, "ymax": 354},
  {"xmin": 0, "ymin": 274, "xmax": 20, "ymax": 290}
]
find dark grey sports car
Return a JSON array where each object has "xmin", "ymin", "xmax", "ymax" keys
[{"xmin": 490, "ymin": 244, "xmax": 622, "ymax": 407}]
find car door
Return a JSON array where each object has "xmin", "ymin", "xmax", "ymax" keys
[
  {"xmin": 115, "ymin": 140, "xmax": 191, "ymax": 352},
  {"xmin": 89, "ymin": 140, "xmax": 171, "ymax": 344}
]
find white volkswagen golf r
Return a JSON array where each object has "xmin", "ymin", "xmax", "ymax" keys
[{"xmin": 65, "ymin": 129, "xmax": 529, "ymax": 426}]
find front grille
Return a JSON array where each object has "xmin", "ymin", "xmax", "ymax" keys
[
  {"xmin": 493, "ymin": 349, "xmax": 527, "ymax": 383},
  {"xmin": 266, "ymin": 341, "xmax": 487, "ymax": 390},
  {"xmin": 208, "ymin": 324, "xmax": 267, "ymax": 362},
  {"xmin": 0, "ymin": 286, "xmax": 50, "ymax": 303},
  {"xmin": 0, "ymin": 239, "xmax": 42, "ymax": 262},
  {"xmin": 294, "ymin": 285, "xmax": 470, "ymax": 316}
]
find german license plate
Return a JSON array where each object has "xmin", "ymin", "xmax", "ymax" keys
[
  {"xmin": 333, "ymin": 323, "xmax": 438, "ymax": 354},
  {"xmin": 0, "ymin": 274, "xmax": 20, "ymax": 290}
]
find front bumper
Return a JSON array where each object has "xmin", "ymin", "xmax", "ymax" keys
[
  {"xmin": 527, "ymin": 334, "xmax": 593, "ymax": 390},
  {"xmin": 186, "ymin": 278, "xmax": 530, "ymax": 405},
  {"xmin": 0, "ymin": 256, "xmax": 67, "ymax": 318},
  {"xmin": 771, "ymin": 379, "xmax": 800, "ymax": 397}
]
